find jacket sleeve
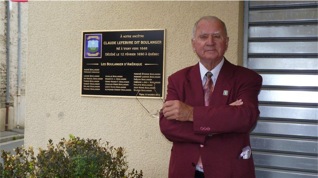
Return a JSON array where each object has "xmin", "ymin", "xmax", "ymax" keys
[
  {"xmin": 193, "ymin": 72, "xmax": 262, "ymax": 135},
  {"xmin": 159, "ymin": 75, "xmax": 206, "ymax": 144}
]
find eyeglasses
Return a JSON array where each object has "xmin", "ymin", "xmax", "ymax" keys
[{"xmin": 135, "ymin": 89, "xmax": 164, "ymax": 118}]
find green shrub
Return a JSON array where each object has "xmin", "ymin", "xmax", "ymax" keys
[{"xmin": 0, "ymin": 135, "xmax": 143, "ymax": 178}]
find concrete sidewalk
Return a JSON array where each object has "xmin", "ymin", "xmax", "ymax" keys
[{"xmin": 0, "ymin": 128, "xmax": 24, "ymax": 144}]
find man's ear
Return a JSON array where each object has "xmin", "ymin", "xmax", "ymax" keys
[
  {"xmin": 225, "ymin": 37, "xmax": 229, "ymax": 49},
  {"xmin": 191, "ymin": 39, "xmax": 196, "ymax": 52}
]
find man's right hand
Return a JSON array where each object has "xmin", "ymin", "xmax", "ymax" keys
[{"xmin": 229, "ymin": 99, "xmax": 243, "ymax": 106}]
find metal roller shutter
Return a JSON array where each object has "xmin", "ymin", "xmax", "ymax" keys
[{"xmin": 243, "ymin": 1, "xmax": 318, "ymax": 178}]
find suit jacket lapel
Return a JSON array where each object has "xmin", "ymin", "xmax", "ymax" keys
[
  {"xmin": 184, "ymin": 63, "xmax": 205, "ymax": 106},
  {"xmin": 211, "ymin": 59, "xmax": 234, "ymax": 105},
  {"xmin": 183, "ymin": 60, "xmax": 235, "ymax": 106}
]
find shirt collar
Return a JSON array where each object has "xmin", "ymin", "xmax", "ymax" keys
[{"xmin": 199, "ymin": 58, "xmax": 224, "ymax": 85}]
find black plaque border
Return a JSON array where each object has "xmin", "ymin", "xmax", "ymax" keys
[{"xmin": 81, "ymin": 29, "xmax": 166, "ymax": 99}]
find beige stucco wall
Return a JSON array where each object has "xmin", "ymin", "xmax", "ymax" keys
[{"xmin": 26, "ymin": 1, "xmax": 243, "ymax": 177}]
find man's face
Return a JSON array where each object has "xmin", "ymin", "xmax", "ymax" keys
[{"xmin": 192, "ymin": 19, "xmax": 229, "ymax": 63}]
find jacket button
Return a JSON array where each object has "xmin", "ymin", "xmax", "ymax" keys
[{"xmin": 200, "ymin": 144, "xmax": 204, "ymax": 148}]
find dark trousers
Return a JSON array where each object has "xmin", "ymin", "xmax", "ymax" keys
[{"xmin": 195, "ymin": 170, "xmax": 205, "ymax": 178}]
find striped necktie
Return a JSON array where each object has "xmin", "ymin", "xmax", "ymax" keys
[
  {"xmin": 203, "ymin": 72, "xmax": 213, "ymax": 106},
  {"xmin": 197, "ymin": 71, "xmax": 214, "ymax": 172}
]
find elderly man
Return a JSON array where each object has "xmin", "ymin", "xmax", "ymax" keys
[{"xmin": 160, "ymin": 16, "xmax": 262, "ymax": 178}]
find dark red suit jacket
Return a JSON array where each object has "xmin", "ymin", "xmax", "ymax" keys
[{"xmin": 160, "ymin": 59, "xmax": 262, "ymax": 178}]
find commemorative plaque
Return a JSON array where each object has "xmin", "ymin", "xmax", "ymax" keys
[{"xmin": 81, "ymin": 29, "xmax": 165, "ymax": 98}]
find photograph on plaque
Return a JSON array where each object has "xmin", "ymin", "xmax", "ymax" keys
[{"xmin": 81, "ymin": 29, "xmax": 165, "ymax": 99}]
